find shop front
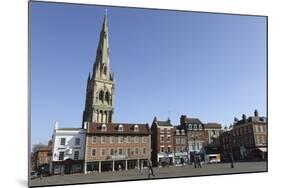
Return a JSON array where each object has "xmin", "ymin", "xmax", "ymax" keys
[{"xmin": 174, "ymin": 152, "xmax": 188, "ymax": 165}]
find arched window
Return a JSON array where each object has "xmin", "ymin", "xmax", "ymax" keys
[
  {"xmin": 105, "ymin": 91, "xmax": 110, "ymax": 104},
  {"xmin": 99, "ymin": 90, "xmax": 104, "ymax": 103},
  {"xmin": 103, "ymin": 65, "xmax": 107, "ymax": 75},
  {"xmin": 188, "ymin": 124, "xmax": 192, "ymax": 130},
  {"xmin": 176, "ymin": 129, "xmax": 180, "ymax": 135},
  {"xmin": 101, "ymin": 124, "xmax": 107, "ymax": 132},
  {"xmin": 118, "ymin": 124, "xmax": 123, "ymax": 132},
  {"xmin": 134, "ymin": 125, "xmax": 139, "ymax": 132}
]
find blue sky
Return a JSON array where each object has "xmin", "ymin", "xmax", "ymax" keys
[{"xmin": 30, "ymin": 2, "xmax": 267, "ymax": 146}]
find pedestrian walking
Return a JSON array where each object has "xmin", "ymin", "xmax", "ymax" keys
[
  {"xmin": 197, "ymin": 155, "xmax": 202, "ymax": 168},
  {"xmin": 139, "ymin": 161, "xmax": 143, "ymax": 175},
  {"xmin": 147, "ymin": 159, "xmax": 155, "ymax": 177},
  {"xmin": 230, "ymin": 152, "xmax": 234, "ymax": 168},
  {"xmin": 193, "ymin": 155, "xmax": 197, "ymax": 168}
]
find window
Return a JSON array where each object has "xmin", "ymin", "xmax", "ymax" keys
[
  {"xmin": 118, "ymin": 125, "xmax": 123, "ymax": 132},
  {"xmin": 194, "ymin": 124, "xmax": 197, "ymax": 129},
  {"xmin": 134, "ymin": 136, "xmax": 139, "ymax": 143},
  {"xmin": 255, "ymin": 126, "xmax": 259, "ymax": 133},
  {"xmin": 135, "ymin": 148, "xmax": 139, "ymax": 155},
  {"xmin": 110, "ymin": 136, "xmax": 115, "ymax": 144},
  {"xmin": 60, "ymin": 138, "xmax": 66, "ymax": 146},
  {"xmin": 176, "ymin": 138, "xmax": 180, "ymax": 144},
  {"xmin": 92, "ymin": 136, "xmax": 97, "ymax": 144},
  {"xmin": 176, "ymin": 130, "xmax": 180, "ymax": 135},
  {"xmin": 212, "ymin": 130, "xmax": 216, "ymax": 136},
  {"xmin": 142, "ymin": 136, "xmax": 147, "ymax": 143},
  {"xmin": 160, "ymin": 129, "xmax": 164, "ymax": 133},
  {"xmin": 167, "ymin": 147, "xmax": 171, "ymax": 153},
  {"xmin": 59, "ymin": 151, "xmax": 64, "ymax": 160},
  {"xmin": 160, "ymin": 136, "xmax": 164, "ymax": 142},
  {"xmin": 198, "ymin": 124, "xmax": 202, "ymax": 130},
  {"xmin": 260, "ymin": 125, "xmax": 264, "ymax": 132},
  {"xmin": 100, "ymin": 149, "xmax": 105, "ymax": 157},
  {"xmin": 167, "ymin": 136, "xmax": 171, "ymax": 142},
  {"xmin": 181, "ymin": 138, "xmax": 186, "ymax": 144},
  {"xmin": 160, "ymin": 147, "xmax": 164, "ymax": 153},
  {"xmin": 176, "ymin": 147, "xmax": 181, "ymax": 152},
  {"xmin": 127, "ymin": 136, "xmax": 131, "ymax": 143},
  {"xmin": 127, "ymin": 148, "xmax": 131, "ymax": 156},
  {"xmin": 92, "ymin": 149, "xmax": 96, "ymax": 157},
  {"xmin": 101, "ymin": 124, "xmax": 107, "ymax": 131},
  {"xmin": 74, "ymin": 151, "xmax": 79, "ymax": 160},
  {"xmin": 143, "ymin": 148, "xmax": 146, "ymax": 154},
  {"xmin": 134, "ymin": 125, "xmax": 139, "ymax": 132},
  {"xmin": 110, "ymin": 148, "xmax": 114, "ymax": 156},
  {"xmin": 119, "ymin": 136, "xmax": 124, "ymax": 143},
  {"xmin": 75, "ymin": 138, "xmax": 80, "ymax": 145},
  {"xmin": 118, "ymin": 148, "xmax": 123, "ymax": 155},
  {"xmin": 256, "ymin": 136, "xmax": 260, "ymax": 144},
  {"xmin": 101, "ymin": 136, "xmax": 106, "ymax": 144},
  {"xmin": 181, "ymin": 129, "xmax": 185, "ymax": 135}
]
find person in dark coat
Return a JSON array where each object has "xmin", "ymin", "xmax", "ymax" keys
[
  {"xmin": 193, "ymin": 155, "xmax": 197, "ymax": 168},
  {"xmin": 147, "ymin": 159, "xmax": 155, "ymax": 178},
  {"xmin": 197, "ymin": 155, "xmax": 202, "ymax": 168},
  {"xmin": 230, "ymin": 152, "xmax": 234, "ymax": 168}
]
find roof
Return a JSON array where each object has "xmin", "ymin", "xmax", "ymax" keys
[
  {"xmin": 234, "ymin": 116, "xmax": 267, "ymax": 126},
  {"xmin": 37, "ymin": 145, "xmax": 52, "ymax": 152},
  {"xmin": 88, "ymin": 123, "xmax": 150, "ymax": 135},
  {"xmin": 204, "ymin": 123, "xmax": 222, "ymax": 129},
  {"xmin": 156, "ymin": 120, "xmax": 173, "ymax": 127},
  {"xmin": 184, "ymin": 118, "xmax": 202, "ymax": 124}
]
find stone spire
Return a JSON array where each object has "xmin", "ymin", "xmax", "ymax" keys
[
  {"xmin": 82, "ymin": 12, "xmax": 115, "ymax": 125},
  {"xmin": 92, "ymin": 11, "xmax": 111, "ymax": 81}
]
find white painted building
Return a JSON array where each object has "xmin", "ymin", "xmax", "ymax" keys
[{"xmin": 51, "ymin": 122, "xmax": 86, "ymax": 174}]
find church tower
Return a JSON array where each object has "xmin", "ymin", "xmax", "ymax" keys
[{"xmin": 82, "ymin": 12, "xmax": 115, "ymax": 124}]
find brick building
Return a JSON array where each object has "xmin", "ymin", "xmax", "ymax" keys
[
  {"xmin": 219, "ymin": 110, "xmax": 267, "ymax": 160},
  {"xmin": 84, "ymin": 122, "xmax": 151, "ymax": 173},
  {"xmin": 204, "ymin": 123, "xmax": 222, "ymax": 145},
  {"xmin": 179, "ymin": 115, "xmax": 205, "ymax": 161},
  {"xmin": 173, "ymin": 126, "xmax": 188, "ymax": 165},
  {"xmin": 151, "ymin": 117, "xmax": 175, "ymax": 167},
  {"xmin": 33, "ymin": 145, "xmax": 52, "ymax": 171}
]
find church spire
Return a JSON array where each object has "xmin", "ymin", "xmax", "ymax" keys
[
  {"xmin": 83, "ymin": 12, "xmax": 115, "ymax": 125},
  {"xmin": 92, "ymin": 10, "xmax": 111, "ymax": 80}
]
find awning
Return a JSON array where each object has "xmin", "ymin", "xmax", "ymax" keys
[{"xmin": 257, "ymin": 147, "xmax": 267, "ymax": 152}]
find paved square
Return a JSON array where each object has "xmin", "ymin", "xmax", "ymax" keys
[{"xmin": 30, "ymin": 161, "xmax": 267, "ymax": 187}]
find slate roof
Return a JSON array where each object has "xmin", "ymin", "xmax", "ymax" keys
[
  {"xmin": 88, "ymin": 123, "xmax": 150, "ymax": 135},
  {"xmin": 204, "ymin": 123, "xmax": 222, "ymax": 129}
]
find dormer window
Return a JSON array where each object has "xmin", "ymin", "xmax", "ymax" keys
[
  {"xmin": 118, "ymin": 124, "xmax": 123, "ymax": 132},
  {"xmin": 101, "ymin": 124, "xmax": 107, "ymax": 132},
  {"xmin": 134, "ymin": 125, "xmax": 139, "ymax": 132},
  {"xmin": 181, "ymin": 129, "xmax": 185, "ymax": 135},
  {"xmin": 188, "ymin": 124, "xmax": 192, "ymax": 130},
  {"xmin": 194, "ymin": 124, "xmax": 197, "ymax": 129},
  {"xmin": 176, "ymin": 129, "xmax": 180, "ymax": 135},
  {"xmin": 198, "ymin": 124, "xmax": 202, "ymax": 130}
]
